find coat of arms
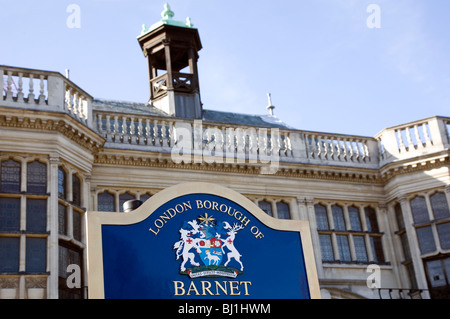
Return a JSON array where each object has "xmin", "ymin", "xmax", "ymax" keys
[{"xmin": 173, "ymin": 214, "xmax": 244, "ymax": 278}]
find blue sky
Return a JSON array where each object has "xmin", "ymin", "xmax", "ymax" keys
[{"xmin": 1, "ymin": 0, "xmax": 449, "ymax": 136}]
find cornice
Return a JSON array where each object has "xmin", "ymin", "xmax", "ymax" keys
[{"xmin": 0, "ymin": 108, "xmax": 105, "ymax": 154}]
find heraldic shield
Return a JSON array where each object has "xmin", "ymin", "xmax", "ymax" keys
[{"xmin": 173, "ymin": 213, "xmax": 244, "ymax": 279}]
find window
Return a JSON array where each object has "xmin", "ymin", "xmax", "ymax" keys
[
  {"xmin": 26, "ymin": 199, "xmax": 47, "ymax": 233},
  {"xmin": 119, "ymin": 192, "xmax": 135, "ymax": 213},
  {"xmin": 58, "ymin": 167, "xmax": 66, "ymax": 200},
  {"xmin": 348, "ymin": 206, "xmax": 362, "ymax": 231},
  {"xmin": 395, "ymin": 203, "xmax": 405, "ymax": 230},
  {"xmin": 337, "ymin": 235, "xmax": 351, "ymax": 262},
  {"xmin": 140, "ymin": 193, "xmax": 151, "ymax": 203},
  {"xmin": 319, "ymin": 234, "xmax": 334, "ymax": 262},
  {"xmin": 365, "ymin": 207, "xmax": 379, "ymax": 233},
  {"xmin": 408, "ymin": 191, "xmax": 450, "ymax": 256},
  {"xmin": 73, "ymin": 210, "xmax": 82, "ymax": 242},
  {"xmin": 0, "ymin": 197, "xmax": 20, "ymax": 232},
  {"xmin": 59, "ymin": 243, "xmax": 83, "ymax": 299},
  {"xmin": 258, "ymin": 200, "xmax": 272, "ymax": 217},
  {"xmin": 72, "ymin": 174, "xmax": 81, "ymax": 207},
  {"xmin": 0, "ymin": 237, "xmax": 20, "ymax": 273},
  {"xmin": 58, "ymin": 204, "xmax": 68, "ymax": 236},
  {"xmin": 276, "ymin": 202, "xmax": 291, "ymax": 220},
  {"xmin": 430, "ymin": 193, "xmax": 450, "ymax": 220},
  {"xmin": 410, "ymin": 196, "xmax": 429, "ymax": 224},
  {"xmin": 314, "ymin": 203, "xmax": 385, "ymax": 264},
  {"xmin": 354, "ymin": 235, "xmax": 368, "ymax": 262},
  {"xmin": 332, "ymin": 205, "xmax": 345, "ymax": 231},
  {"xmin": 98, "ymin": 191, "xmax": 115, "ymax": 212},
  {"xmin": 26, "ymin": 237, "xmax": 47, "ymax": 273},
  {"xmin": 0, "ymin": 159, "xmax": 21, "ymax": 193},
  {"xmin": 27, "ymin": 161, "xmax": 47, "ymax": 194},
  {"xmin": 315, "ymin": 204, "xmax": 329, "ymax": 230}
]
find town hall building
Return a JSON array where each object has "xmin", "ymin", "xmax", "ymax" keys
[{"xmin": 0, "ymin": 4, "xmax": 449, "ymax": 299}]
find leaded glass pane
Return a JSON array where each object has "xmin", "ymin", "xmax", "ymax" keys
[
  {"xmin": 258, "ymin": 201, "xmax": 272, "ymax": 217},
  {"xmin": 98, "ymin": 192, "xmax": 115, "ymax": 212},
  {"xmin": 416, "ymin": 226, "xmax": 436, "ymax": 254},
  {"xmin": 365, "ymin": 207, "xmax": 379, "ymax": 233},
  {"xmin": 73, "ymin": 210, "xmax": 82, "ymax": 242},
  {"xmin": 26, "ymin": 237, "xmax": 47, "ymax": 273},
  {"xmin": 437, "ymin": 222, "xmax": 450, "ymax": 250},
  {"xmin": 400, "ymin": 232, "xmax": 411, "ymax": 261},
  {"xmin": 319, "ymin": 234, "xmax": 334, "ymax": 261},
  {"xmin": 72, "ymin": 174, "xmax": 81, "ymax": 207},
  {"xmin": 369, "ymin": 236, "xmax": 385, "ymax": 263},
  {"xmin": 140, "ymin": 193, "xmax": 151, "ymax": 203},
  {"xmin": 315, "ymin": 204, "xmax": 329, "ymax": 230},
  {"xmin": 337, "ymin": 235, "xmax": 351, "ymax": 262},
  {"xmin": 0, "ymin": 159, "xmax": 21, "ymax": 193},
  {"xmin": 0, "ymin": 237, "xmax": 20, "ymax": 272},
  {"xmin": 395, "ymin": 203, "xmax": 405, "ymax": 230},
  {"xmin": 27, "ymin": 161, "xmax": 47, "ymax": 194},
  {"xmin": 354, "ymin": 235, "xmax": 368, "ymax": 262},
  {"xmin": 0, "ymin": 197, "xmax": 20, "ymax": 232},
  {"xmin": 119, "ymin": 192, "xmax": 135, "ymax": 213},
  {"xmin": 348, "ymin": 206, "xmax": 362, "ymax": 231},
  {"xmin": 58, "ymin": 204, "xmax": 67, "ymax": 235},
  {"xmin": 430, "ymin": 192, "xmax": 450, "ymax": 220},
  {"xmin": 332, "ymin": 205, "xmax": 346, "ymax": 231},
  {"xmin": 26, "ymin": 199, "xmax": 47, "ymax": 233},
  {"xmin": 276, "ymin": 202, "xmax": 290, "ymax": 220},
  {"xmin": 58, "ymin": 167, "xmax": 66, "ymax": 199},
  {"xmin": 410, "ymin": 196, "xmax": 429, "ymax": 224}
]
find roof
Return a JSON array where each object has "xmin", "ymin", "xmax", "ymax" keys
[{"xmin": 93, "ymin": 99, "xmax": 293, "ymax": 130}]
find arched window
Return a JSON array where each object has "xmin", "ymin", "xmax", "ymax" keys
[
  {"xmin": 258, "ymin": 200, "xmax": 272, "ymax": 217},
  {"xmin": 119, "ymin": 192, "xmax": 135, "ymax": 212},
  {"xmin": 430, "ymin": 192, "xmax": 450, "ymax": 220},
  {"xmin": 314, "ymin": 204, "xmax": 329, "ymax": 230},
  {"xmin": 98, "ymin": 191, "xmax": 115, "ymax": 212},
  {"xmin": 365, "ymin": 207, "xmax": 379, "ymax": 233},
  {"xmin": 348, "ymin": 206, "xmax": 362, "ymax": 231},
  {"xmin": 27, "ymin": 161, "xmax": 47, "ymax": 194},
  {"xmin": 332, "ymin": 205, "xmax": 345, "ymax": 231},
  {"xmin": 58, "ymin": 167, "xmax": 67, "ymax": 200},
  {"xmin": 0, "ymin": 159, "xmax": 21, "ymax": 193},
  {"xmin": 276, "ymin": 202, "xmax": 291, "ymax": 219},
  {"xmin": 72, "ymin": 174, "xmax": 81, "ymax": 207},
  {"xmin": 410, "ymin": 196, "xmax": 429, "ymax": 224}
]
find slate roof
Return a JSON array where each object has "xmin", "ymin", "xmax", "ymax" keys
[{"xmin": 93, "ymin": 99, "xmax": 293, "ymax": 130}]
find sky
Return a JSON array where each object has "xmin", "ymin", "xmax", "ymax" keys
[{"xmin": 1, "ymin": 0, "xmax": 449, "ymax": 137}]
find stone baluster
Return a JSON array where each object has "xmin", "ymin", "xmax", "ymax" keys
[
  {"xmin": 130, "ymin": 118, "xmax": 137, "ymax": 144},
  {"xmin": 105, "ymin": 115, "xmax": 112, "ymax": 142},
  {"xmin": 113, "ymin": 115, "xmax": 119, "ymax": 143},
  {"xmin": 423, "ymin": 122, "xmax": 432, "ymax": 146},
  {"xmin": 28, "ymin": 74, "xmax": 35, "ymax": 102},
  {"xmin": 5, "ymin": 71, "xmax": 13, "ymax": 101},
  {"xmin": 38, "ymin": 75, "xmax": 46, "ymax": 104},
  {"xmin": 413, "ymin": 125, "xmax": 424, "ymax": 149},
  {"xmin": 162, "ymin": 120, "xmax": 169, "ymax": 147},
  {"xmin": 16, "ymin": 73, "xmax": 24, "ymax": 103},
  {"xmin": 145, "ymin": 119, "xmax": 152, "ymax": 145},
  {"xmin": 137, "ymin": 118, "xmax": 143, "ymax": 145},
  {"xmin": 153, "ymin": 120, "xmax": 161, "ymax": 146}
]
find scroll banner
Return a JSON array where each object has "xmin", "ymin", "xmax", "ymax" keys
[{"xmin": 87, "ymin": 182, "xmax": 321, "ymax": 299}]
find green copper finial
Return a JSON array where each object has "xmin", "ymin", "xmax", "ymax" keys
[
  {"xmin": 161, "ymin": 3, "xmax": 174, "ymax": 21},
  {"xmin": 186, "ymin": 17, "xmax": 193, "ymax": 27}
]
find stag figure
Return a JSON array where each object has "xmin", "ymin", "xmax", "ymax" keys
[{"xmin": 221, "ymin": 222, "xmax": 244, "ymax": 271}]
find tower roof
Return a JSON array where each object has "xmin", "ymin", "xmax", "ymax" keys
[{"xmin": 138, "ymin": 3, "xmax": 195, "ymax": 38}]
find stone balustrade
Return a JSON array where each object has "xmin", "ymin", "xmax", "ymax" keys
[
  {"xmin": 1, "ymin": 65, "xmax": 93, "ymax": 128},
  {"xmin": 2, "ymin": 66, "xmax": 448, "ymax": 169},
  {"xmin": 376, "ymin": 116, "xmax": 450, "ymax": 165}
]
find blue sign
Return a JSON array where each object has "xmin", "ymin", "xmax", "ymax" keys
[{"xmin": 87, "ymin": 183, "xmax": 320, "ymax": 299}]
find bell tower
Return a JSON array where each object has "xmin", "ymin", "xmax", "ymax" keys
[{"xmin": 138, "ymin": 4, "xmax": 203, "ymax": 119}]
